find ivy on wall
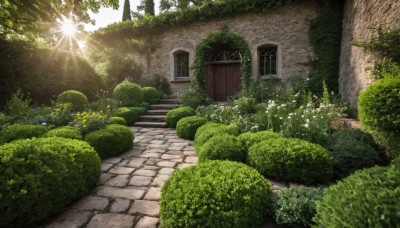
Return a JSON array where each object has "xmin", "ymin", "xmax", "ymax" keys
[{"xmin": 191, "ymin": 28, "xmax": 252, "ymax": 94}]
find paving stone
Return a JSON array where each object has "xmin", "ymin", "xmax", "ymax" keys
[
  {"xmin": 139, "ymin": 137, "xmax": 153, "ymax": 143},
  {"xmin": 133, "ymin": 145, "xmax": 146, "ymax": 150},
  {"xmin": 108, "ymin": 167, "xmax": 135, "ymax": 175},
  {"xmin": 177, "ymin": 163, "xmax": 196, "ymax": 169},
  {"xmin": 133, "ymin": 169, "xmax": 157, "ymax": 177},
  {"xmin": 165, "ymin": 135, "xmax": 178, "ymax": 139},
  {"xmin": 135, "ymin": 216, "xmax": 159, "ymax": 228},
  {"xmin": 99, "ymin": 173, "xmax": 113, "ymax": 185},
  {"xmin": 116, "ymin": 159, "xmax": 129, "ymax": 167},
  {"xmin": 144, "ymin": 188, "xmax": 161, "ymax": 200},
  {"xmin": 110, "ymin": 198, "xmax": 131, "ymax": 213},
  {"xmin": 183, "ymin": 150, "xmax": 196, "ymax": 156},
  {"xmin": 139, "ymin": 153, "xmax": 161, "ymax": 158},
  {"xmin": 143, "ymin": 165, "xmax": 160, "ymax": 170},
  {"xmin": 147, "ymin": 144, "xmax": 169, "ymax": 149},
  {"xmin": 152, "ymin": 134, "xmax": 165, "ymax": 139},
  {"xmin": 159, "ymin": 168, "xmax": 175, "ymax": 175},
  {"xmin": 101, "ymin": 163, "xmax": 113, "ymax": 172},
  {"xmin": 149, "ymin": 139, "xmax": 165, "ymax": 144},
  {"xmin": 71, "ymin": 196, "xmax": 109, "ymax": 211},
  {"xmin": 144, "ymin": 158, "xmax": 162, "ymax": 166},
  {"xmin": 168, "ymin": 146, "xmax": 184, "ymax": 151},
  {"xmin": 184, "ymin": 146, "xmax": 196, "ymax": 150},
  {"xmin": 103, "ymin": 157, "xmax": 122, "ymax": 164},
  {"xmin": 104, "ymin": 175, "xmax": 130, "ymax": 187},
  {"xmin": 86, "ymin": 213, "xmax": 135, "ymax": 228},
  {"xmin": 151, "ymin": 175, "xmax": 170, "ymax": 187},
  {"xmin": 129, "ymin": 176, "xmax": 153, "ymax": 186},
  {"xmin": 157, "ymin": 161, "xmax": 177, "ymax": 168},
  {"xmin": 171, "ymin": 158, "xmax": 184, "ymax": 163},
  {"xmin": 121, "ymin": 150, "xmax": 142, "ymax": 157},
  {"xmin": 46, "ymin": 210, "xmax": 92, "ymax": 228},
  {"xmin": 170, "ymin": 142, "xmax": 190, "ymax": 147},
  {"xmin": 167, "ymin": 139, "xmax": 190, "ymax": 143},
  {"xmin": 165, "ymin": 150, "xmax": 183, "ymax": 155},
  {"xmin": 129, "ymin": 200, "xmax": 159, "ymax": 216},
  {"xmin": 126, "ymin": 158, "xmax": 147, "ymax": 168},
  {"xmin": 144, "ymin": 148, "xmax": 165, "ymax": 154},
  {"xmin": 96, "ymin": 186, "xmax": 144, "ymax": 200},
  {"xmin": 185, "ymin": 156, "xmax": 198, "ymax": 164},
  {"xmin": 161, "ymin": 154, "xmax": 183, "ymax": 160}
]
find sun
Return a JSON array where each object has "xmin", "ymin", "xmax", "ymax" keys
[{"xmin": 60, "ymin": 18, "xmax": 77, "ymax": 37}]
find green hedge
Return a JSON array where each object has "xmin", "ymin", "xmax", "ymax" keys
[
  {"xmin": 113, "ymin": 81, "xmax": 144, "ymax": 107},
  {"xmin": 0, "ymin": 137, "xmax": 101, "ymax": 227},
  {"xmin": 198, "ymin": 134, "xmax": 245, "ymax": 163},
  {"xmin": 43, "ymin": 126, "xmax": 83, "ymax": 140},
  {"xmin": 112, "ymin": 107, "xmax": 139, "ymax": 125},
  {"xmin": 84, "ymin": 124, "xmax": 133, "ymax": 159},
  {"xmin": 109, "ymin": 116, "xmax": 128, "ymax": 126},
  {"xmin": 142, "ymin": 86, "xmax": 161, "ymax": 104},
  {"xmin": 358, "ymin": 77, "xmax": 400, "ymax": 131},
  {"xmin": 57, "ymin": 90, "xmax": 88, "ymax": 111},
  {"xmin": 160, "ymin": 160, "xmax": 273, "ymax": 228},
  {"xmin": 248, "ymin": 138, "xmax": 333, "ymax": 184},
  {"xmin": 314, "ymin": 165, "xmax": 400, "ymax": 227},
  {"xmin": 166, "ymin": 107, "xmax": 195, "ymax": 128},
  {"xmin": 0, "ymin": 124, "xmax": 48, "ymax": 145},
  {"xmin": 274, "ymin": 187, "xmax": 324, "ymax": 227},
  {"xmin": 238, "ymin": 130, "xmax": 282, "ymax": 150},
  {"xmin": 128, "ymin": 106, "xmax": 147, "ymax": 115},
  {"xmin": 194, "ymin": 123, "xmax": 239, "ymax": 150},
  {"xmin": 176, "ymin": 116, "xmax": 208, "ymax": 140}
]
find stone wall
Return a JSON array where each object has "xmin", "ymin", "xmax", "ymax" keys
[
  {"xmin": 339, "ymin": 0, "xmax": 400, "ymax": 107},
  {"xmin": 135, "ymin": 0, "xmax": 317, "ymax": 94}
]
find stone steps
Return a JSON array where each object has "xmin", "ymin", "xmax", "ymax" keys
[
  {"xmin": 149, "ymin": 104, "xmax": 180, "ymax": 110},
  {"xmin": 133, "ymin": 122, "xmax": 167, "ymax": 128},
  {"xmin": 146, "ymin": 110, "xmax": 170, "ymax": 115},
  {"xmin": 133, "ymin": 97, "xmax": 180, "ymax": 128},
  {"xmin": 139, "ymin": 115, "xmax": 166, "ymax": 122},
  {"xmin": 160, "ymin": 99, "xmax": 180, "ymax": 104}
]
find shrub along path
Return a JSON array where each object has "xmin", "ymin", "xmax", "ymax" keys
[{"xmin": 46, "ymin": 127, "xmax": 287, "ymax": 228}]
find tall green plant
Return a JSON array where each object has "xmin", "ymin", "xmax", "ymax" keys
[{"xmin": 122, "ymin": 0, "xmax": 132, "ymax": 21}]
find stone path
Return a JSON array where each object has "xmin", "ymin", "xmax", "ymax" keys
[{"xmin": 47, "ymin": 127, "xmax": 197, "ymax": 228}]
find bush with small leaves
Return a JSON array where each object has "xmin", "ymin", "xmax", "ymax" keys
[
  {"xmin": 238, "ymin": 130, "xmax": 282, "ymax": 150},
  {"xmin": 139, "ymin": 102, "xmax": 150, "ymax": 109},
  {"xmin": 109, "ymin": 117, "xmax": 128, "ymax": 126},
  {"xmin": 314, "ymin": 165, "xmax": 400, "ymax": 227},
  {"xmin": 160, "ymin": 160, "xmax": 273, "ymax": 228},
  {"xmin": 57, "ymin": 90, "xmax": 88, "ymax": 111},
  {"xmin": 113, "ymin": 81, "xmax": 144, "ymax": 107},
  {"xmin": 274, "ymin": 187, "xmax": 324, "ymax": 227},
  {"xmin": 0, "ymin": 137, "xmax": 100, "ymax": 227},
  {"xmin": 248, "ymin": 138, "xmax": 333, "ymax": 184},
  {"xmin": 176, "ymin": 116, "xmax": 208, "ymax": 140},
  {"xmin": 166, "ymin": 107, "xmax": 195, "ymax": 128},
  {"xmin": 43, "ymin": 126, "xmax": 82, "ymax": 140},
  {"xmin": 142, "ymin": 87, "xmax": 161, "ymax": 104},
  {"xmin": 0, "ymin": 124, "xmax": 48, "ymax": 145},
  {"xmin": 84, "ymin": 124, "xmax": 133, "ymax": 159},
  {"xmin": 128, "ymin": 107, "xmax": 147, "ymax": 115},
  {"xmin": 194, "ymin": 123, "xmax": 239, "ymax": 150},
  {"xmin": 112, "ymin": 107, "xmax": 139, "ymax": 125},
  {"xmin": 198, "ymin": 134, "xmax": 245, "ymax": 163}
]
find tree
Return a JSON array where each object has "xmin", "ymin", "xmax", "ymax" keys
[
  {"xmin": 159, "ymin": 0, "xmax": 211, "ymax": 12},
  {"xmin": 137, "ymin": 0, "xmax": 155, "ymax": 16},
  {"xmin": 122, "ymin": 0, "xmax": 132, "ymax": 21}
]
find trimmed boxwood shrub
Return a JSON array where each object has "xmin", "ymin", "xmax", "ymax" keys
[
  {"xmin": 128, "ymin": 106, "xmax": 147, "ymax": 115},
  {"xmin": 109, "ymin": 116, "xmax": 128, "ymax": 126},
  {"xmin": 238, "ymin": 130, "xmax": 282, "ymax": 150},
  {"xmin": 0, "ymin": 124, "xmax": 48, "ymax": 145},
  {"xmin": 112, "ymin": 107, "xmax": 139, "ymax": 125},
  {"xmin": 160, "ymin": 160, "xmax": 273, "ymax": 228},
  {"xmin": 248, "ymin": 138, "xmax": 333, "ymax": 184},
  {"xmin": 57, "ymin": 90, "xmax": 88, "ymax": 111},
  {"xmin": 113, "ymin": 81, "xmax": 144, "ymax": 107},
  {"xmin": 166, "ymin": 107, "xmax": 195, "ymax": 128},
  {"xmin": 274, "ymin": 187, "xmax": 324, "ymax": 227},
  {"xmin": 326, "ymin": 128, "xmax": 380, "ymax": 179},
  {"xmin": 84, "ymin": 124, "xmax": 133, "ymax": 159},
  {"xmin": 43, "ymin": 126, "xmax": 82, "ymax": 140},
  {"xmin": 176, "ymin": 116, "xmax": 208, "ymax": 140},
  {"xmin": 194, "ymin": 123, "xmax": 239, "ymax": 150},
  {"xmin": 142, "ymin": 87, "xmax": 161, "ymax": 104},
  {"xmin": 314, "ymin": 165, "xmax": 400, "ymax": 227},
  {"xmin": 198, "ymin": 134, "xmax": 245, "ymax": 163},
  {"xmin": 358, "ymin": 77, "xmax": 400, "ymax": 131},
  {"xmin": 139, "ymin": 102, "xmax": 150, "ymax": 109},
  {"xmin": 0, "ymin": 137, "xmax": 101, "ymax": 227}
]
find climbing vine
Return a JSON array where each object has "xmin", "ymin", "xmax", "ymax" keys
[{"xmin": 191, "ymin": 28, "xmax": 252, "ymax": 94}]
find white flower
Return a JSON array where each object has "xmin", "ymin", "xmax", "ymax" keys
[
  {"xmin": 306, "ymin": 119, "xmax": 310, "ymax": 123},
  {"xmin": 279, "ymin": 117, "xmax": 283, "ymax": 120},
  {"xmin": 304, "ymin": 123, "xmax": 309, "ymax": 128},
  {"xmin": 307, "ymin": 102, "xmax": 312, "ymax": 108},
  {"xmin": 42, "ymin": 122, "xmax": 47, "ymax": 126},
  {"xmin": 320, "ymin": 104, "xmax": 326, "ymax": 108},
  {"xmin": 289, "ymin": 113, "xmax": 293, "ymax": 116}
]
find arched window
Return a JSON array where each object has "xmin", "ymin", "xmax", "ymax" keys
[{"xmin": 258, "ymin": 45, "xmax": 278, "ymax": 77}]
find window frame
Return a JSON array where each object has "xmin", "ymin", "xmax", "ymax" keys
[
  {"xmin": 252, "ymin": 42, "xmax": 282, "ymax": 79},
  {"xmin": 170, "ymin": 48, "xmax": 191, "ymax": 81}
]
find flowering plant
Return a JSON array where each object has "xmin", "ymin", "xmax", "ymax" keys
[{"xmin": 70, "ymin": 111, "xmax": 110, "ymax": 134}]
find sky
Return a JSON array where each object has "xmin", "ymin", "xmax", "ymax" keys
[{"xmin": 84, "ymin": 0, "xmax": 161, "ymax": 31}]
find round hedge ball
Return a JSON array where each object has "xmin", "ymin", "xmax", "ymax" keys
[
  {"xmin": 176, "ymin": 116, "xmax": 208, "ymax": 140},
  {"xmin": 0, "ymin": 137, "xmax": 101, "ymax": 227},
  {"xmin": 314, "ymin": 165, "xmax": 400, "ymax": 227},
  {"xmin": 142, "ymin": 87, "xmax": 161, "ymax": 104},
  {"xmin": 194, "ymin": 123, "xmax": 239, "ymax": 150},
  {"xmin": 109, "ymin": 117, "xmax": 128, "ymax": 126},
  {"xmin": 166, "ymin": 107, "xmax": 196, "ymax": 128},
  {"xmin": 112, "ymin": 107, "xmax": 139, "ymax": 125},
  {"xmin": 57, "ymin": 90, "xmax": 88, "ymax": 111},
  {"xmin": 358, "ymin": 77, "xmax": 400, "ymax": 131},
  {"xmin": 84, "ymin": 124, "xmax": 133, "ymax": 159},
  {"xmin": 113, "ymin": 81, "xmax": 144, "ymax": 107},
  {"xmin": 44, "ymin": 126, "xmax": 82, "ymax": 140},
  {"xmin": 0, "ymin": 124, "xmax": 48, "ymax": 145},
  {"xmin": 248, "ymin": 137, "xmax": 333, "ymax": 184},
  {"xmin": 198, "ymin": 134, "xmax": 245, "ymax": 163},
  {"xmin": 238, "ymin": 130, "xmax": 282, "ymax": 150},
  {"xmin": 160, "ymin": 160, "xmax": 273, "ymax": 228}
]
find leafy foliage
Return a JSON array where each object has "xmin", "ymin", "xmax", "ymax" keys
[
  {"xmin": 70, "ymin": 111, "xmax": 110, "ymax": 134},
  {"xmin": 314, "ymin": 165, "xmax": 400, "ymax": 227},
  {"xmin": 43, "ymin": 126, "xmax": 83, "ymax": 140},
  {"xmin": 122, "ymin": 0, "xmax": 132, "ymax": 21},
  {"xmin": 109, "ymin": 116, "xmax": 128, "ymax": 126},
  {"xmin": 237, "ymin": 130, "xmax": 281, "ymax": 150},
  {"xmin": 0, "ymin": 124, "xmax": 48, "ymax": 145},
  {"xmin": 176, "ymin": 116, "xmax": 208, "ymax": 140},
  {"xmin": 194, "ymin": 122, "xmax": 239, "ymax": 150},
  {"xmin": 142, "ymin": 87, "xmax": 161, "ymax": 104},
  {"xmin": 180, "ymin": 89, "xmax": 212, "ymax": 109},
  {"xmin": 0, "ymin": 137, "xmax": 101, "ymax": 227},
  {"xmin": 166, "ymin": 107, "xmax": 196, "ymax": 128},
  {"xmin": 198, "ymin": 134, "xmax": 245, "ymax": 163},
  {"xmin": 248, "ymin": 138, "xmax": 333, "ymax": 184},
  {"xmin": 274, "ymin": 187, "xmax": 324, "ymax": 227},
  {"xmin": 160, "ymin": 160, "xmax": 273, "ymax": 228},
  {"xmin": 112, "ymin": 107, "xmax": 139, "ymax": 125},
  {"xmin": 128, "ymin": 106, "xmax": 147, "ymax": 115},
  {"xmin": 57, "ymin": 90, "xmax": 89, "ymax": 111},
  {"xmin": 147, "ymin": 74, "xmax": 171, "ymax": 95},
  {"xmin": 113, "ymin": 81, "xmax": 144, "ymax": 107},
  {"xmin": 84, "ymin": 124, "xmax": 133, "ymax": 159}
]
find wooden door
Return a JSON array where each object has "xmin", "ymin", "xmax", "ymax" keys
[{"xmin": 207, "ymin": 63, "xmax": 241, "ymax": 101}]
